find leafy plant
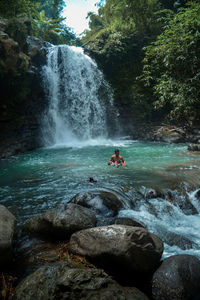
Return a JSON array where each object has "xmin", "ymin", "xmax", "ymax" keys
[{"xmin": 142, "ymin": 1, "xmax": 200, "ymax": 125}]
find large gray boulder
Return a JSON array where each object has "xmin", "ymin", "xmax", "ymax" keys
[
  {"xmin": 23, "ymin": 203, "xmax": 96, "ymax": 239},
  {"xmin": 152, "ymin": 254, "xmax": 200, "ymax": 300},
  {"xmin": 70, "ymin": 190, "xmax": 132, "ymax": 217},
  {"xmin": 69, "ymin": 225, "xmax": 163, "ymax": 275},
  {"xmin": 0, "ymin": 205, "xmax": 16, "ymax": 266},
  {"xmin": 14, "ymin": 261, "xmax": 150, "ymax": 300}
]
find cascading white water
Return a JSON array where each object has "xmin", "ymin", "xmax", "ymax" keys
[
  {"xmin": 42, "ymin": 45, "xmax": 114, "ymax": 146},
  {"xmin": 117, "ymin": 188, "xmax": 200, "ymax": 259}
]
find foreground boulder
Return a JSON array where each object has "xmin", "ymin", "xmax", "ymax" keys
[
  {"xmin": 70, "ymin": 190, "xmax": 132, "ymax": 217},
  {"xmin": 14, "ymin": 261, "xmax": 150, "ymax": 300},
  {"xmin": 152, "ymin": 254, "xmax": 200, "ymax": 300},
  {"xmin": 23, "ymin": 203, "xmax": 96, "ymax": 239},
  {"xmin": 69, "ymin": 225, "xmax": 163, "ymax": 275},
  {"xmin": 0, "ymin": 205, "xmax": 16, "ymax": 266}
]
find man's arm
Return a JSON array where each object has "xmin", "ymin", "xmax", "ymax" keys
[
  {"xmin": 120, "ymin": 155, "xmax": 124, "ymax": 162},
  {"xmin": 108, "ymin": 155, "xmax": 114, "ymax": 165}
]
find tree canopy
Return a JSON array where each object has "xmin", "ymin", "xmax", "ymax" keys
[
  {"xmin": 82, "ymin": 0, "xmax": 200, "ymax": 126},
  {"xmin": 0, "ymin": 0, "xmax": 77, "ymax": 45},
  {"xmin": 1, "ymin": 0, "xmax": 199, "ymax": 127},
  {"xmin": 142, "ymin": 1, "xmax": 200, "ymax": 125}
]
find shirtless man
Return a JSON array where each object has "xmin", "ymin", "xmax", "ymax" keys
[{"xmin": 108, "ymin": 149, "xmax": 126, "ymax": 168}]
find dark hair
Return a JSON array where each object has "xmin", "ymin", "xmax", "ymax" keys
[{"xmin": 115, "ymin": 149, "xmax": 119, "ymax": 153}]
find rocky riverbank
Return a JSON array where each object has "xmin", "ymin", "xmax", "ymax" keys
[
  {"xmin": 130, "ymin": 124, "xmax": 200, "ymax": 144},
  {"xmin": 0, "ymin": 18, "xmax": 47, "ymax": 159},
  {"xmin": 1, "ymin": 188, "xmax": 200, "ymax": 300}
]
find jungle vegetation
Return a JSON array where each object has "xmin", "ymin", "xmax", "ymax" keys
[
  {"xmin": 0, "ymin": 0, "xmax": 78, "ymax": 45},
  {"xmin": 82, "ymin": 0, "xmax": 200, "ymax": 126},
  {"xmin": 0, "ymin": 0, "xmax": 199, "ymax": 126}
]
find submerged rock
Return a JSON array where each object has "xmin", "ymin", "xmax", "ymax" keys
[
  {"xmin": 163, "ymin": 232, "xmax": 197, "ymax": 250},
  {"xmin": 139, "ymin": 187, "xmax": 161, "ymax": 199},
  {"xmin": 23, "ymin": 203, "xmax": 96, "ymax": 239},
  {"xmin": 152, "ymin": 254, "xmax": 200, "ymax": 300},
  {"xmin": 113, "ymin": 217, "xmax": 145, "ymax": 228},
  {"xmin": 70, "ymin": 190, "xmax": 131, "ymax": 217},
  {"xmin": 69, "ymin": 225, "xmax": 163, "ymax": 275},
  {"xmin": 14, "ymin": 261, "xmax": 150, "ymax": 300},
  {"xmin": 0, "ymin": 205, "xmax": 16, "ymax": 266}
]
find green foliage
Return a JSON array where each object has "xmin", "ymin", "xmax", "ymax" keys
[
  {"xmin": 0, "ymin": 0, "xmax": 77, "ymax": 45},
  {"xmin": 0, "ymin": 0, "xmax": 38, "ymax": 18},
  {"xmin": 31, "ymin": 10, "xmax": 64, "ymax": 43},
  {"xmin": 38, "ymin": 0, "xmax": 65, "ymax": 19},
  {"xmin": 82, "ymin": 0, "xmax": 166, "ymax": 122},
  {"xmin": 83, "ymin": 0, "xmax": 200, "ymax": 125},
  {"xmin": 142, "ymin": 2, "xmax": 200, "ymax": 125}
]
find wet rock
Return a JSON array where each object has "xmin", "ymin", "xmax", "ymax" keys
[
  {"xmin": 70, "ymin": 190, "xmax": 131, "ymax": 217},
  {"xmin": 152, "ymin": 254, "xmax": 200, "ymax": 300},
  {"xmin": 96, "ymin": 216, "xmax": 116, "ymax": 227},
  {"xmin": 14, "ymin": 261, "xmax": 150, "ymax": 300},
  {"xmin": 69, "ymin": 225, "xmax": 163, "ymax": 275},
  {"xmin": 163, "ymin": 232, "xmax": 197, "ymax": 250},
  {"xmin": 26, "ymin": 36, "xmax": 47, "ymax": 66},
  {"xmin": 0, "ymin": 17, "xmax": 46, "ymax": 159},
  {"xmin": 23, "ymin": 203, "xmax": 96, "ymax": 239},
  {"xmin": 0, "ymin": 205, "xmax": 16, "ymax": 266},
  {"xmin": 139, "ymin": 187, "xmax": 160, "ymax": 199},
  {"xmin": 0, "ymin": 32, "xmax": 30, "ymax": 73},
  {"xmin": 0, "ymin": 19, "xmax": 7, "ymax": 32},
  {"xmin": 188, "ymin": 143, "xmax": 200, "ymax": 151},
  {"xmin": 194, "ymin": 189, "xmax": 200, "ymax": 200},
  {"xmin": 154, "ymin": 127, "xmax": 183, "ymax": 143},
  {"xmin": 131, "ymin": 125, "xmax": 185, "ymax": 143},
  {"xmin": 164, "ymin": 189, "xmax": 198, "ymax": 215},
  {"xmin": 96, "ymin": 216, "xmax": 145, "ymax": 228},
  {"xmin": 113, "ymin": 217, "xmax": 145, "ymax": 228}
]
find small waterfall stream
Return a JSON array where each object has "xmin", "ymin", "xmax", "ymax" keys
[
  {"xmin": 117, "ymin": 187, "xmax": 200, "ymax": 258},
  {"xmin": 42, "ymin": 45, "xmax": 114, "ymax": 146}
]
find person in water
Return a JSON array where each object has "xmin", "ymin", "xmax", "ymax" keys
[{"xmin": 108, "ymin": 149, "xmax": 126, "ymax": 168}]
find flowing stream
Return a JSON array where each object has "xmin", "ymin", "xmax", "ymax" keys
[{"xmin": 0, "ymin": 46, "xmax": 200, "ymax": 261}]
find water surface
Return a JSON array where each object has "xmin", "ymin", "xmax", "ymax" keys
[{"xmin": 1, "ymin": 139, "xmax": 199, "ymax": 222}]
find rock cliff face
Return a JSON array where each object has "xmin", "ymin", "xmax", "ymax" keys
[{"xmin": 0, "ymin": 18, "xmax": 47, "ymax": 158}]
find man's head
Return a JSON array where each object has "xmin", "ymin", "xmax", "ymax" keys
[{"xmin": 115, "ymin": 149, "xmax": 119, "ymax": 156}]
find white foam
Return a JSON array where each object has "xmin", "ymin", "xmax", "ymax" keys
[{"xmin": 47, "ymin": 137, "xmax": 137, "ymax": 149}]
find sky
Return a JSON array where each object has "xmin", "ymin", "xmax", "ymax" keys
[{"xmin": 63, "ymin": 0, "xmax": 99, "ymax": 36}]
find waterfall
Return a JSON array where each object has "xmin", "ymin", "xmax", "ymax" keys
[{"xmin": 42, "ymin": 45, "xmax": 114, "ymax": 146}]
